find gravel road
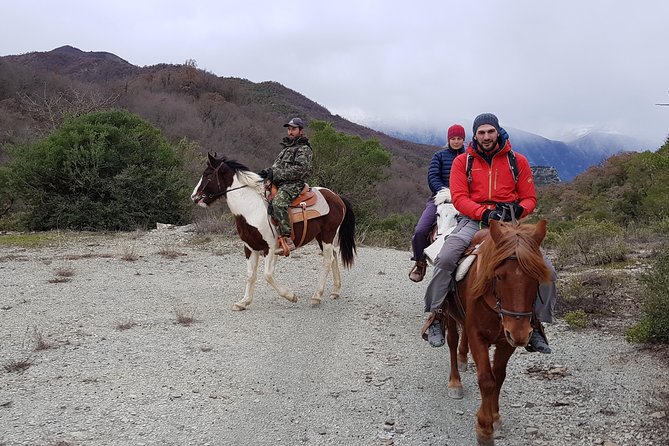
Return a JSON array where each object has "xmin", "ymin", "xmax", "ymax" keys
[{"xmin": 1, "ymin": 228, "xmax": 668, "ymax": 446}]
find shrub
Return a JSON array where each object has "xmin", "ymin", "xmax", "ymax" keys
[
  {"xmin": 308, "ymin": 121, "xmax": 391, "ymax": 226},
  {"xmin": 564, "ymin": 310, "xmax": 588, "ymax": 329},
  {"xmin": 5, "ymin": 109, "xmax": 191, "ymax": 230},
  {"xmin": 629, "ymin": 251, "xmax": 669, "ymax": 343},
  {"xmin": 556, "ymin": 271, "xmax": 630, "ymax": 318},
  {"xmin": 359, "ymin": 213, "xmax": 417, "ymax": 249},
  {"xmin": 553, "ymin": 219, "xmax": 628, "ymax": 267}
]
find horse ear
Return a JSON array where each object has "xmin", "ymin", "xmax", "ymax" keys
[
  {"xmin": 490, "ymin": 219, "xmax": 503, "ymax": 244},
  {"xmin": 532, "ymin": 219, "xmax": 548, "ymax": 245},
  {"xmin": 207, "ymin": 152, "xmax": 216, "ymax": 166}
]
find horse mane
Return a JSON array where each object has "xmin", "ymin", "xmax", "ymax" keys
[
  {"xmin": 210, "ymin": 155, "xmax": 263, "ymax": 192},
  {"xmin": 470, "ymin": 222, "xmax": 551, "ymax": 297}
]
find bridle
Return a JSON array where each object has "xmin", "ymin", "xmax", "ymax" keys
[
  {"xmin": 492, "ymin": 255, "xmax": 534, "ymax": 320},
  {"xmin": 196, "ymin": 162, "xmax": 248, "ymax": 201}
]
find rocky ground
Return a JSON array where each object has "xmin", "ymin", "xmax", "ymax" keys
[{"xmin": 1, "ymin": 227, "xmax": 668, "ymax": 446}]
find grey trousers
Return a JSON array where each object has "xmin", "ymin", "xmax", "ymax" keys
[{"xmin": 423, "ymin": 217, "xmax": 557, "ymax": 323}]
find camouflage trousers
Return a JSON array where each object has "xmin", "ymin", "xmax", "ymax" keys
[{"xmin": 272, "ymin": 182, "xmax": 304, "ymax": 237}]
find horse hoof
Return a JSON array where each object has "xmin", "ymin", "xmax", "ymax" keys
[
  {"xmin": 282, "ymin": 293, "xmax": 297, "ymax": 303},
  {"xmin": 231, "ymin": 302, "xmax": 247, "ymax": 311},
  {"xmin": 447, "ymin": 386, "xmax": 464, "ymax": 399},
  {"xmin": 476, "ymin": 435, "xmax": 494, "ymax": 446},
  {"xmin": 309, "ymin": 298, "xmax": 322, "ymax": 306},
  {"xmin": 329, "ymin": 292, "xmax": 340, "ymax": 300}
]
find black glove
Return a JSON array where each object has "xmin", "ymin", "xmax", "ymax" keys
[
  {"xmin": 482, "ymin": 209, "xmax": 503, "ymax": 227},
  {"xmin": 495, "ymin": 202, "xmax": 524, "ymax": 221},
  {"xmin": 258, "ymin": 168, "xmax": 273, "ymax": 181}
]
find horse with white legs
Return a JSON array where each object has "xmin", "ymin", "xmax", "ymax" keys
[{"xmin": 191, "ymin": 154, "xmax": 356, "ymax": 310}]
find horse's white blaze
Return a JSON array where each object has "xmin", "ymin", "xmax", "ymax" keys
[{"xmin": 191, "ymin": 178, "xmax": 203, "ymax": 203}]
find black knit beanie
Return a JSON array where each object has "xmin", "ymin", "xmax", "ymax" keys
[{"xmin": 472, "ymin": 113, "xmax": 500, "ymax": 134}]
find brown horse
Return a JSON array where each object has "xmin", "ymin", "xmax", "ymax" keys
[
  {"xmin": 444, "ymin": 220, "xmax": 551, "ymax": 446},
  {"xmin": 191, "ymin": 154, "xmax": 356, "ymax": 310}
]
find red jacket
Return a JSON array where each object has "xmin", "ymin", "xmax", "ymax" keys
[{"xmin": 449, "ymin": 139, "xmax": 536, "ymax": 221}]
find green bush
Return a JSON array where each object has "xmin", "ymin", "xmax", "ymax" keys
[
  {"xmin": 359, "ymin": 213, "xmax": 417, "ymax": 249},
  {"xmin": 564, "ymin": 310, "xmax": 588, "ymax": 329},
  {"xmin": 308, "ymin": 120, "xmax": 391, "ymax": 226},
  {"xmin": 5, "ymin": 110, "xmax": 191, "ymax": 230},
  {"xmin": 553, "ymin": 219, "xmax": 628, "ymax": 267},
  {"xmin": 629, "ymin": 251, "xmax": 669, "ymax": 343}
]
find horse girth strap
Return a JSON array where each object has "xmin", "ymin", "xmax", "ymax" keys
[{"xmin": 295, "ymin": 203, "xmax": 309, "ymax": 247}]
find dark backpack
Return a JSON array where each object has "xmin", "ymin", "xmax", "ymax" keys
[{"xmin": 466, "ymin": 150, "xmax": 519, "ymax": 184}]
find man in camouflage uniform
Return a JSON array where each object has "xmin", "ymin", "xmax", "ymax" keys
[{"xmin": 259, "ymin": 117, "xmax": 313, "ymax": 256}]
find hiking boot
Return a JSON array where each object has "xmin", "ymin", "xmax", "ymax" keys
[
  {"xmin": 525, "ymin": 329, "xmax": 551, "ymax": 354},
  {"xmin": 275, "ymin": 237, "xmax": 297, "ymax": 256},
  {"xmin": 427, "ymin": 319, "xmax": 445, "ymax": 347},
  {"xmin": 409, "ymin": 260, "xmax": 427, "ymax": 282}
]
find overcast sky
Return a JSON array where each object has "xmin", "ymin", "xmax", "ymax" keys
[{"xmin": 2, "ymin": 0, "xmax": 668, "ymax": 147}]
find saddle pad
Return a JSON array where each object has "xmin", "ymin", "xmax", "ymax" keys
[
  {"xmin": 455, "ymin": 255, "xmax": 476, "ymax": 281},
  {"xmin": 289, "ymin": 187, "xmax": 330, "ymax": 222},
  {"xmin": 455, "ymin": 240, "xmax": 485, "ymax": 281}
]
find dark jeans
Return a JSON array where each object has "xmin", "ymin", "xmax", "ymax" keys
[{"xmin": 411, "ymin": 197, "xmax": 437, "ymax": 261}]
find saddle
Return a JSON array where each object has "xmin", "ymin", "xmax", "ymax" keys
[{"xmin": 266, "ymin": 183, "xmax": 330, "ymax": 247}]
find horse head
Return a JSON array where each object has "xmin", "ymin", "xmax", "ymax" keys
[
  {"xmin": 191, "ymin": 153, "xmax": 231, "ymax": 207},
  {"xmin": 478, "ymin": 220, "xmax": 551, "ymax": 347}
]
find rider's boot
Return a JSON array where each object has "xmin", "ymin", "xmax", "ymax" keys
[
  {"xmin": 525, "ymin": 322, "xmax": 551, "ymax": 354},
  {"xmin": 409, "ymin": 260, "xmax": 427, "ymax": 282},
  {"xmin": 421, "ymin": 311, "xmax": 445, "ymax": 347}
]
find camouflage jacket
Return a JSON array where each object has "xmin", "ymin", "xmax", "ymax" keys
[{"xmin": 271, "ymin": 136, "xmax": 313, "ymax": 186}]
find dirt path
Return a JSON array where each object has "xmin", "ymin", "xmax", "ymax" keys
[{"xmin": 1, "ymin": 229, "xmax": 668, "ymax": 446}]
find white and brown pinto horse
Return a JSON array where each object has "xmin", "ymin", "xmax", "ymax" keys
[{"xmin": 191, "ymin": 154, "xmax": 356, "ymax": 310}]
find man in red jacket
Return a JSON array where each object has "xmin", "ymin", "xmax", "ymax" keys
[{"xmin": 423, "ymin": 113, "xmax": 555, "ymax": 352}]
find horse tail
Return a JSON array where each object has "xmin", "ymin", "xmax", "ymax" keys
[{"xmin": 338, "ymin": 196, "xmax": 356, "ymax": 268}]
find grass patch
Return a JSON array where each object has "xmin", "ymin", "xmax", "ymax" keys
[
  {"xmin": 48, "ymin": 277, "xmax": 71, "ymax": 284},
  {"xmin": 564, "ymin": 310, "xmax": 588, "ymax": 329},
  {"xmin": 116, "ymin": 319, "xmax": 137, "ymax": 331},
  {"xmin": 33, "ymin": 327, "xmax": 54, "ymax": 351},
  {"xmin": 4, "ymin": 356, "xmax": 33, "ymax": 373},
  {"xmin": 54, "ymin": 266, "xmax": 75, "ymax": 277},
  {"xmin": 158, "ymin": 246, "xmax": 187, "ymax": 259},
  {"xmin": 0, "ymin": 254, "xmax": 29, "ymax": 262},
  {"xmin": 175, "ymin": 305, "xmax": 197, "ymax": 326},
  {"xmin": 61, "ymin": 253, "xmax": 114, "ymax": 260},
  {"xmin": 0, "ymin": 232, "xmax": 58, "ymax": 248},
  {"xmin": 121, "ymin": 246, "xmax": 139, "ymax": 261}
]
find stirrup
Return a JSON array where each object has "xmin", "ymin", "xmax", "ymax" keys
[{"xmin": 275, "ymin": 237, "xmax": 296, "ymax": 257}]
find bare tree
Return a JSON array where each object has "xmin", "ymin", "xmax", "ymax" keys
[{"xmin": 17, "ymin": 84, "xmax": 120, "ymax": 132}]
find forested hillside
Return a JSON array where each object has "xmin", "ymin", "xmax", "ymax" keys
[{"xmin": 0, "ymin": 46, "xmax": 437, "ymax": 215}]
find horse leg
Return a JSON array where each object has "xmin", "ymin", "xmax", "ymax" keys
[
  {"xmin": 491, "ymin": 342, "xmax": 516, "ymax": 434},
  {"xmin": 469, "ymin": 335, "xmax": 496, "ymax": 446},
  {"xmin": 446, "ymin": 316, "xmax": 464, "ymax": 399},
  {"xmin": 232, "ymin": 250, "xmax": 261, "ymax": 311},
  {"xmin": 263, "ymin": 252, "xmax": 297, "ymax": 303},
  {"xmin": 458, "ymin": 328, "xmax": 469, "ymax": 372},
  {"xmin": 310, "ymin": 242, "xmax": 334, "ymax": 305},
  {"xmin": 329, "ymin": 249, "xmax": 342, "ymax": 299}
]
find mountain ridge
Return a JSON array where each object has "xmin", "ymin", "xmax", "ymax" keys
[{"xmin": 0, "ymin": 46, "xmax": 655, "ymax": 212}]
